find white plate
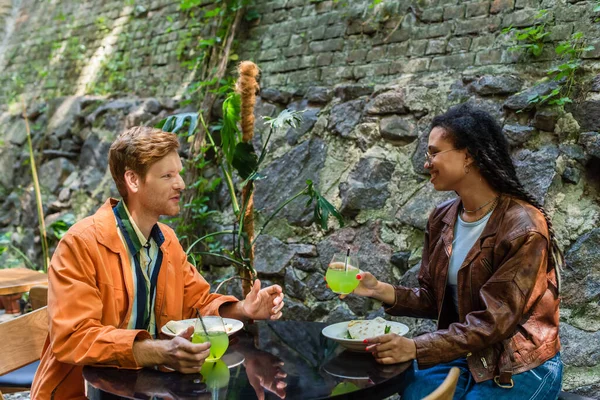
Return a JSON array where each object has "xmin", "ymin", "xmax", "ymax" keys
[
  {"xmin": 161, "ymin": 317, "xmax": 244, "ymax": 338},
  {"xmin": 321, "ymin": 320, "xmax": 409, "ymax": 352}
]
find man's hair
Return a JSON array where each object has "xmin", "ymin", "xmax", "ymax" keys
[{"xmin": 109, "ymin": 126, "xmax": 180, "ymax": 200}]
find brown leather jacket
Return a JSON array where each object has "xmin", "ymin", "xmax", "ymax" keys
[{"xmin": 385, "ymin": 195, "xmax": 560, "ymax": 384}]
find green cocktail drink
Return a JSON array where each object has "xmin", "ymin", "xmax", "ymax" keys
[
  {"xmin": 326, "ymin": 260, "xmax": 359, "ymax": 295},
  {"xmin": 192, "ymin": 331, "xmax": 229, "ymax": 361}
]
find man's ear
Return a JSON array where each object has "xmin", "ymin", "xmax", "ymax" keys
[{"xmin": 124, "ymin": 170, "xmax": 140, "ymax": 194}]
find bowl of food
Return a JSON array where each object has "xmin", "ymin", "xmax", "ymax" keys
[
  {"xmin": 321, "ymin": 317, "xmax": 409, "ymax": 352},
  {"xmin": 161, "ymin": 317, "xmax": 243, "ymax": 338}
]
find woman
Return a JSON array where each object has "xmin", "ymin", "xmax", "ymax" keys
[{"xmin": 352, "ymin": 104, "xmax": 563, "ymax": 399}]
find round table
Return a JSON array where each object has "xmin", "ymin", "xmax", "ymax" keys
[{"xmin": 84, "ymin": 320, "xmax": 410, "ymax": 400}]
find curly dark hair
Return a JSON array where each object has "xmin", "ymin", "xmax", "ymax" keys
[{"xmin": 431, "ymin": 103, "xmax": 563, "ymax": 288}]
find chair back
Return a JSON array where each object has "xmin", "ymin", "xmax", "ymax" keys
[
  {"xmin": 0, "ymin": 306, "xmax": 48, "ymax": 376},
  {"xmin": 422, "ymin": 367, "xmax": 461, "ymax": 400},
  {"xmin": 29, "ymin": 285, "xmax": 48, "ymax": 310}
]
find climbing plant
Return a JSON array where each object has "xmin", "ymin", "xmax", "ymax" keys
[{"xmin": 157, "ymin": 62, "xmax": 343, "ymax": 296}]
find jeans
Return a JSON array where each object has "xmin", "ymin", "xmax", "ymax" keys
[{"xmin": 399, "ymin": 352, "xmax": 563, "ymax": 400}]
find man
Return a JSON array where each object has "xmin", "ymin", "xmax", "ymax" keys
[{"xmin": 31, "ymin": 126, "xmax": 285, "ymax": 399}]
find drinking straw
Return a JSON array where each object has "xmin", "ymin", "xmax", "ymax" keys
[
  {"xmin": 196, "ymin": 308, "xmax": 209, "ymax": 336},
  {"xmin": 344, "ymin": 248, "xmax": 350, "ymax": 272}
]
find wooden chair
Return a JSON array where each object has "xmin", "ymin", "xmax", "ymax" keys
[
  {"xmin": 29, "ymin": 285, "xmax": 48, "ymax": 310},
  {"xmin": 422, "ymin": 367, "xmax": 461, "ymax": 400},
  {"xmin": 0, "ymin": 306, "xmax": 48, "ymax": 398}
]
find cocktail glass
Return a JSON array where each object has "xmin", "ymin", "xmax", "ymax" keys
[
  {"xmin": 326, "ymin": 253, "xmax": 360, "ymax": 295},
  {"xmin": 192, "ymin": 316, "xmax": 229, "ymax": 361}
]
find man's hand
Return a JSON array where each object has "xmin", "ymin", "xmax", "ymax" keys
[
  {"xmin": 364, "ymin": 334, "xmax": 417, "ymax": 364},
  {"xmin": 242, "ymin": 279, "xmax": 285, "ymax": 320},
  {"xmin": 132, "ymin": 326, "xmax": 211, "ymax": 373}
]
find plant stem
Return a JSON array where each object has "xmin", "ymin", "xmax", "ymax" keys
[
  {"xmin": 214, "ymin": 275, "xmax": 252, "ymax": 294},
  {"xmin": 251, "ymin": 185, "xmax": 309, "ymax": 247},
  {"xmin": 195, "ymin": 251, "xmax": 246, "ymax": 267},
  {"xmin": 236, "ymin": 183, "xmax": 254, "ymax": 256},
  {"xmin": 200, "ymin": 114, "xmax": 240, "ymax": 216},
  {"xmin": 8, "ymin": 244, "xmax": 37, "ymax": 270},
  {"xmin": 185, "ymin": 230, "xmax": 234, "ymax": 254},
  {"xmin": 22, "ymin": 100, "xmax": 49, "ymax": 272}
]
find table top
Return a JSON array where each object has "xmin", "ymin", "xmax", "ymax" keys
[
  {"xmin": 84, "ymin": 320, "xmax": 410, "ymax": 400},
  {"xmin": 0, "ymin": 268, "xmax": 48, "ymax": 295}
]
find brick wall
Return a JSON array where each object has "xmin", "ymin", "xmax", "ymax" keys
[
  {"xmin": 240, "ymin": 0, "xmax": 600, "ymax": 91},
  {"xmin": 1, "ymin": 0, "xmax": 599, "ymax": 104}
]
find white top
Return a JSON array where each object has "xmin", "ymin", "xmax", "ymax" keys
[{"xmin": 447, "ymin": 211, "xmax": 492, "ymax": 311}]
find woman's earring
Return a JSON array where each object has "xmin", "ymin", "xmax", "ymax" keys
[{"xmin": 464, "ymin": 163, "xmax": 471, "ymax": 174}]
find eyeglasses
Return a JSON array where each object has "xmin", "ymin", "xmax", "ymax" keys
[{"xmin": 425, "ymin": 148, "xmax": 459, "ymax": 164}]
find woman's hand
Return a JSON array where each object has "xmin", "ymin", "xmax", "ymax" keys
[
  {"xmin": 364, "ymin": 334, "xmax": 417, "ymax": 364},
  {"xmin": 340, "ymin": 271, "xmax": 379, "ymax": 299}
]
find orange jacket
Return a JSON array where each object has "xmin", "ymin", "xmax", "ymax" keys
[{"xmin": 31, "ymin": 199, "xmax": 238, "ymax": 399}]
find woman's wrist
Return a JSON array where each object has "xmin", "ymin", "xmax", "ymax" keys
[{"xmin": 372, "ymin": 281, "xmax": 395, "ymax": 305}]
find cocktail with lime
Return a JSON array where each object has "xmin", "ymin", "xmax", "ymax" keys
[
  {"xmin": 192, "ymin": 317, "xmax": 229, "ymax": 361},
  {"xmin": 326, "ymin": 252, "xmax": 360, "ymax": 295}
]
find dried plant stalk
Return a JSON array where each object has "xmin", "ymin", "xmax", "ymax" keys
[{"xmin": 237, "ymin": 61, "xmax": 260, "ymax": 297}]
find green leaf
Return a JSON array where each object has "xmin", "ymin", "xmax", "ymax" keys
[
  {"xmin": 532, "ymin": 44, "xmax": 543, "ymax": 57},
  {"xmin": 263, "ymin": 109, "xmax": 304, "ymax": 130},
  {"xmin": 594, "ymin": 5, "xmax": 600, "ymax": 12},
  {"xmin": 156, "ymin": 113, "xmax": 199, "ymax": 137},
  {"xmin": 385, "ymin": 325, "xmax": 391, "ymax": 334},
  {"xmin": 304, "ymin": 180, "xmax": 344, "ymax": 230},
  {"xmin": 221, "ymin": 93, "xmax": 242, "ymax": 166},
  {"xmin": 231, "ymin": 142, "xmax": 258, "ymax": 180}
]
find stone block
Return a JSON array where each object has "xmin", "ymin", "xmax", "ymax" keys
[
  {"xmin": 470, "ymin": 35, "xmax": 496, "ymax": 51},
  {"xmin": 490, "ymin": 0, "xmax": 515, "ymax": 14},
  {"xmin": 383, "ymin": 26, "xmax": 411, "ymax": 43},
  {"xmin": 324, "ymin": 24, "xmax": 346, "ymax": 39},
  {"xmin": 388, "ymin": 42, "xmax": 409, "ymax": 57},
  {"xmin": 555, "ymin": 4, "xmax": 586, "ymax": 23},
  {"xmin": 501, "ymin": 8, "xmax": 541, "ymax": 28},
  {"xmin": 315, "ymin": 0, "xmax": 332, "ymax": 14},
  {"xmin": 353, "ymin": 63, "xmax": 389, "ymax": 79},
  {"xmin": 443, "ymin": 5, "xmax": 465, "ymax": 20},
  {"xmin": 448, "ymin": 37, "xmax": 472, "ymax": 53},
  {"xmin": 310, "ymin": 25, "xmax": 326, "ymax": 41},
  {"xmin": 515, "ymin": 0, "xmax": 540, "ymax": 9},
  {"xmin": 258, "ymin": 48, "xmax": 280, "ymax": 61},
  {"xmin": 430, "ymin": 53, "xmax": 476, "ymax": 71},
  {"xmin": 346, "ymin": 49, "xmax": 368, "ymax": 63},
  {"xmin": 425, "ymin": 22, "xmax": 453, "ymax": 38},
  {"xmin": 582, "ymin": 41, "xmax": 600, "ymax": 59},
  {"xmin": 455, "ymin": 16, "xmax": 500, "ymax": 35},
  {"xmin": 309, "ymin": 38, "xmax": 344, "ymax": 53},
  {"xmin": 421, "ymin": 7, "xmax": 444, "ymax": 22},
  {"xmin": 547, "ymin": 24, "xmax": 574, "ymax": 42},
  {"xmin": 466, "ymin": 2, "xmax": 490, "ymax": 18},
  {"xmin": 284, "ymin": 45, "xmax": 306, "ymax": 57},
  {"xmin": 426, "ymin": 39, "xmax": 447, "ymax": 55},
  {"xmin": 315, "ymin": 52, "xmax": 333, "ymax": 67},
  {"xmin": 475, "ymin": 49, "xmax": 503, "ymax": 65},
  {"xmin": 408, "ymin": 39, "xmax": 428, "ymax": 56},
  {"xmin": 320, "ymin": 66, "xmax": 354, "ymax": 82},
  {"xmin": 299, "ymin": 55, "xmax": 316, "ymax": 69},
  {"xmin": 366, "ymin": 46, "xmax": 386, "ymax": 62}
]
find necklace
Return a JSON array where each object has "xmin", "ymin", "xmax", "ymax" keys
[
  {"xmin": 462, "ymin": 196, "xmax": 499, "ymax": 222},
  {"xmin": 462, "ymin": 196, "xmax": 499, "ymax": 213}
]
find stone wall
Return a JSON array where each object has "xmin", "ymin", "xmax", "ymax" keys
[
  {"xmin": 1, "ymin": 0, "xmax": 600, "ymax": 397},
  {"xmin": 0, "ymin": 0, "xmax": 217, "ymax": 102},
  {"xmin": 240, "ymin": 0, "xmax": 600, "ymax": 90}
]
